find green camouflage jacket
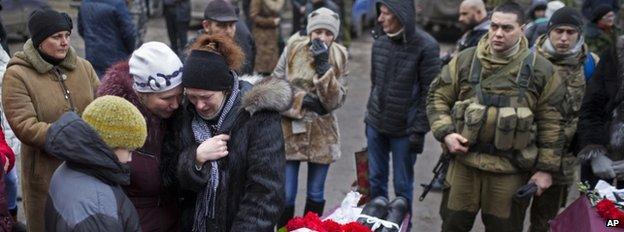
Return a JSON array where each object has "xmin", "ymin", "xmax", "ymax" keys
[
  {"xmin": 535, "ymin": 35, "xmax": 590, "ymax": 183},
  {"xmin": 427, "ymin": 34, "xmax": 567, "ymax": 174}
]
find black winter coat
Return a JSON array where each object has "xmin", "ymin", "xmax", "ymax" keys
[
  {"xmin": 366, "ymin": 0, "xmax": 441, "ymax": 137},
  {"xmin": 578, "ymin": 39, "xmax": 623, "ymax": 150},
  {"xmin": 43, "ymin": 112, "xmax": 140, "ymax": 232},
  {"xmin": 78, "ymin": 0, "xmax": 136, "ymax": 77},
  {"xmin": 176, "ymin": 76, "xmax": 292, "ymax": 232}
]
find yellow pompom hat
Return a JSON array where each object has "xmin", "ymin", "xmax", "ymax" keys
[{"xmin": 81, "ymin": 96, "xmax": 147, "ymax": 150}]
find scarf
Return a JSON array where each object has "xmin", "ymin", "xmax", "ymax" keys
[
  {"xmin": 540, "ymin": 36, "xmax": 585, "ymax": 61},
  {"xmin": 191, "ymin": 77, "xmax": 240, "ymax": 232},
  {"xmin": 476, "ymin": 33, "xmax": 530, "ymax": 72}
]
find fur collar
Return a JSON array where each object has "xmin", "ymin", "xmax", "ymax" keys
[
  {"xmin": 240, "ymin": 75, "xmax": 293, "ymax": 115},
  {"xmin": 12, "ymin": 39, "xmax": 77, "ymax": 74}
]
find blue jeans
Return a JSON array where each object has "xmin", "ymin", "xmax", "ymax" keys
[
  {"xmin": 366, "ymin": 125, "xmax": 417, "ymax": 209},
  {"xmin": 285, "ymin": 161, "xmax": 330, "ymax": 206},
  {"xmin": 5, "ymin": 167, "xmax": 17, "ymax": 210}
]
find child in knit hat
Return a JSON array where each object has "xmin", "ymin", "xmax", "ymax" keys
[{"xmin": 43, "ymin": 96, "xmax": 146, "ymax": 231}]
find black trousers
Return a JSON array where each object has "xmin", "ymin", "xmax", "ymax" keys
[{"xmin": 164, "ymin": 5, "xmax": 189, "ymax": 55}]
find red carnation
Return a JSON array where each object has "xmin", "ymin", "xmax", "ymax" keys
[
  {"xmin": 322, "ymin": 219, "xmax": 342, "ymax": 232},
  {"xmin": 340, "ymin": 222, "xmax": 372, "ymax": 232},
  {"xmin": 286, "ymin": 217, "xmax": 306, "ymax": 231}
]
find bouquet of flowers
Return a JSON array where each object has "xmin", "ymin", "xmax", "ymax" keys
[
  {"xmin": 579, "ymin": 181, "xmax": 624, "ymax": 228},
  {"xmin": 285, "ymin": 212, "xmax": 371, "ymax": 232}
]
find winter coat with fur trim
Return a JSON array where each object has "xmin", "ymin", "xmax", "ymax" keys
[
  {"xmin": 272, "ymin": 33, "xmax": 348, "ymax": 164},
  {"xmin": 175, "ymin": 76, "xmax": 292, "ymax": 232},
  {"xmin": 1, "ymin": 39, "xmax": 99, "ymax": 232},
  {"xmin": 97, "ymin": 61, "xmax": 180, "ymax": 232}
]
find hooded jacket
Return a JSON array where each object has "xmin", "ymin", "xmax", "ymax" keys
[
  {"xmin": 1, "ymin": 39, "xmax": 99, "ymax": 232},
  {"xmin": 78, "ymin": 0, "xmax": 136, "ymax": 77},
  {"xmin": 176, "ymin": 76, "xmax": 292, "ymax": 232},
  {"xmin": 366, "ymin": 0, "xmax": 441, "ymax": 137},
  {"xmin": 97, "ymin": 61, "xmax": 180, "ymax": 232},
  {"xmin": 43, "ymin": 112, "xmax": 140, "ymax": 232}
]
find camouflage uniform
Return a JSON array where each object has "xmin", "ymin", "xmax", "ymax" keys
[
  {"xmin": 584, "ymin": 22, "xmax": 621, "ymax": 57},
  {"xmin": 528, "ymin": 35, "xmax": 592, "ymax": 232},
  {"xmin": 427, "ymin": 34, "xmax": 566, "ymax": 232}
]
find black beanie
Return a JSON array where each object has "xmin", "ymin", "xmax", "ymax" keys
[
  {"xmin": 182, "ymin": 50, "xmax": 234, "ymax": 91},
  {"xmin": 591, "ymin": 4, "xmax": 613, "ymax": 23},
  {"xmin": 548, "ymin": 7, "xmax": 583, "ymax": 32},
  {"xmin": 28, "ymin": 9, "xmax": 73, "ymax": 48}
]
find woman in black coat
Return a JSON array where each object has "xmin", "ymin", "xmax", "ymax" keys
[{"xmin": 174, "ymin": 34, "xmax": 292, "ymax": 232}]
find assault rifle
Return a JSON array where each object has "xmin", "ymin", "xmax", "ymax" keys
[{"xmin": 419, "ymin": 153, "xmax": 451, "ymax": 201}]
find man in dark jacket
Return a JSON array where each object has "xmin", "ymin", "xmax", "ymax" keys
[
  {"xmin": 577, "ymin": 35, "xmax": 624, "ymax": 188},
  {"xmin": 176, "ymin": 35, "xmax": 291, "ymax": 232},
  {"xmin": 366, "ymin": 0, "xmax": 441, "ymax": 212},
  {"xmin": 292, "ymin": 0, "xmax": 307, "ymax": 34},
  {"xmin": 44, "ymin": 96, "xmax": 147, "ymax": 231},
  {"xmin": 582, "ymin": 0, "xmax": 619, "ymax": 20},
  {"xmin": 78, "ymin": 0, "xmax": 136, "ymax": 77},
  {"xmin": 164, "ymin": 0, "xmax": 190, "ymax": 56},
  {"xmin": 98, "ymin": 42, "xmax": 183, "ymax": 232},
  {"xmin": 442, "ymin": 0, "xmax": 490, "ymax": 64},
  {"xmin": 0, "ymin": 3, "xmax": 9, "ymax": 55},
  {"xmin": 187, "ymin": 0, "xmax": 256, "ymax": 75}
]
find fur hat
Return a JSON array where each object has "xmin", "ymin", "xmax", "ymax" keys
[
  {"xmin": 307, "ymin": 7, "xmax": 340, "ymax": 37},
  {"xmin": 130, "ymin": 42, "xmax": 183, "ymax": 93},
  {"xmin": 82, "ymin": 96, "xmax": 147, "ymax": 150}
]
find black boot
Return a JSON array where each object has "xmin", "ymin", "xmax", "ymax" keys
[
  {"xmin": 277, "ymin": 205, "xmax": 294, "ymax": 229},
  {"xmin": 357, "ymin": 196, "xmax": 389, "ymax": 229},
  {"xmin": 380, "ymin": 197, "xmax": 409, "ymax": 232},
  {"xmin": 303, "ymin": 198, "xmax": 326, "ymax": 216},
  {"xmin": 9, "ymin": 208, "xmax": 26, "ymax": 232}
]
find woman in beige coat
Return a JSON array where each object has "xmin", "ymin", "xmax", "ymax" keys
[
  {"xmin": 250, "ymin": 0, "xmax": 284, "ymax": 75},
  {"xmin": 272, "ymin": 7, "xmax": 348, "ymax": 228},
  {"xmin": 1, "ymin": 10, "xmax": 99, "ymax": 232}
]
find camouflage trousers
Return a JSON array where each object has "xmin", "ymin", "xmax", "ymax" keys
[
  {"xmin": 528, "ymin": 184, "xmax": 569, "ymax": 232},
  {"xmin": 441, "ymin": 160, "xmax": 531, "ymax": 232}
]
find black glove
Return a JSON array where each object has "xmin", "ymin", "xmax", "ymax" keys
[
  {"xmin": 409, "ymin": 133, "xmax": 425, "ymax": 154},
  {"xmin": 310, "ymin": 39, "xmax": 331, "ymax": 75},
  {"xmin": 302, "ymin": 94, "xmax": 328, "ymax": 115}
]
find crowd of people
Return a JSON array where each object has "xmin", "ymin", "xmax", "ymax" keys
[{"xmin": 0, "ymin": 0, "xmax": 622, "ymax": 231}]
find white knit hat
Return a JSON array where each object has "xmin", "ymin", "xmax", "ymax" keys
[
  {"xmin": 307, "ymin": 7, "xmax": 340, "ymax": 37},
  {"xmin": 130, "ymin": 42, "xmax": 183, "ymax": 93},
  {"xmin": 545, "ymin": 1, "xmax": 565, "ymax": 18}
]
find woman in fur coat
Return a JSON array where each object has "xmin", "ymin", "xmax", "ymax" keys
[
  {"xmin": 250, "ymin": 0, "xmax": 284, "ymax": 75},
  {"xmin": 271, "ymin": 7, "xmax": 349, "ymax": 227}
]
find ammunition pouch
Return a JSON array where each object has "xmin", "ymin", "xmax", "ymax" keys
[{"xmin": 461, "ymin": 102, "xmax": 486, "ymax": 146}]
